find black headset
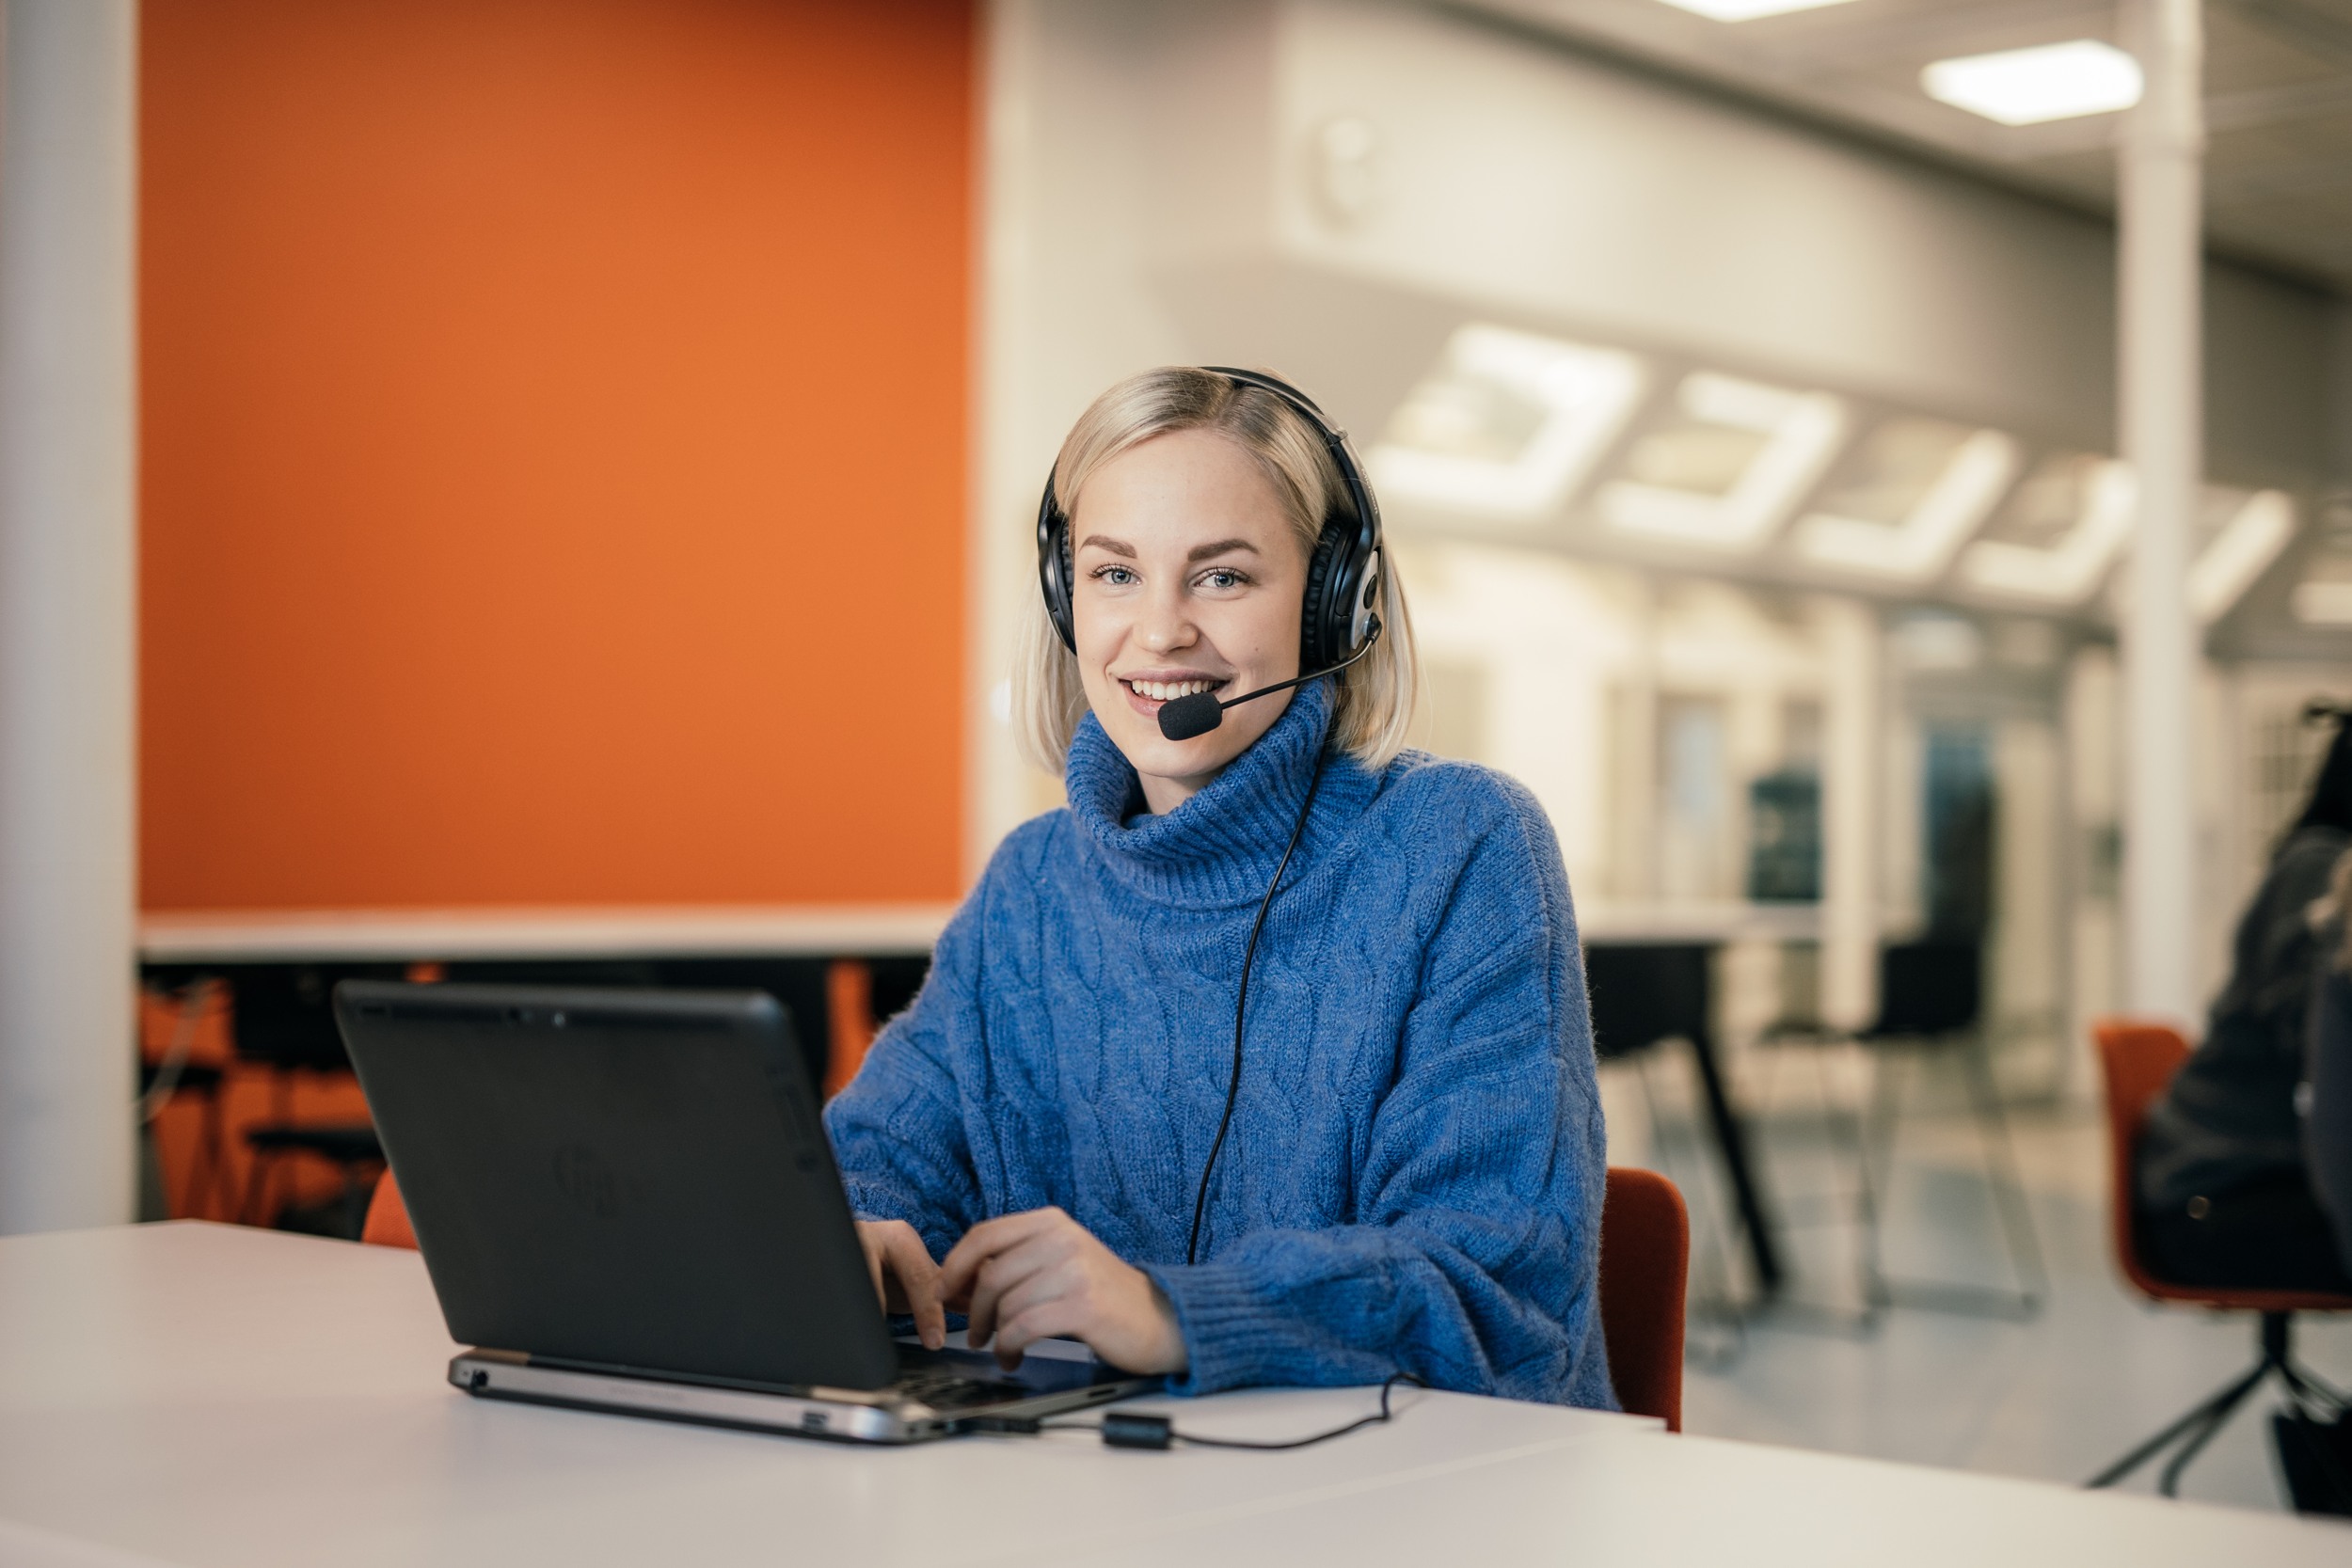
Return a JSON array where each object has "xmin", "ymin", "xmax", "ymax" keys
[{"xmin": 1034, "ymin": 367, "xmax": 1384, "ymax": 673}]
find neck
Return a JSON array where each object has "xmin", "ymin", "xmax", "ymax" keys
[{"xmin": 1136, "ymin": 768, "xmax": 1217, "ymax": 816}]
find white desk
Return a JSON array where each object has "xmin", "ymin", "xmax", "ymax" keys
[{"xmin": 0, "ymin": 1224, "xmax": 2344, "ymax": 1568}]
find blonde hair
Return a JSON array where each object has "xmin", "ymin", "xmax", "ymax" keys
[{"xmin": 1011, "ymin": 366, "xmax": 1420, "ymax": 778}]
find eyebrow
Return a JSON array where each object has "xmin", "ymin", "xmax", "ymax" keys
[{"xmin": 1074, "ymin": 535, "xmax": 1263, "ymax": 563}]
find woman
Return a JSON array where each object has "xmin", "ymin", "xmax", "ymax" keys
[
  {"xmin": 821, "ymin": 366, "xmax": 1613, "ymax": 1405},
  {"xmin": 2136, "ymin": 708, "xmax": 2352, "ymax": 1292}
]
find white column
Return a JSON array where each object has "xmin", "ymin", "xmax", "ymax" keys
[
  {"xmin": 2118, "ymin": 0, "xmax": 2203, "ymax": 1027},
  {"xmin": 0, "ymin": 0, "xmax": 139, "ymax": 1233},
  {"xmin": 1812, "ymin": 597, "xmax": 1879, "ymax": 1032}
]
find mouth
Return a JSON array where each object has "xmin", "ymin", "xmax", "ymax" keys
[{"xmin": 1115, "ymin": 673, "xmax": 1231, "ymax": 714}]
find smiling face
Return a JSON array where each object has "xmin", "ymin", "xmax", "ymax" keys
[{"xmin": 1070, "ymin": 427, "xmax": 1309, "ymax": 815}]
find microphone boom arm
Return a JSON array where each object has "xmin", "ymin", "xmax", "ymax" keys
[{"xmin": 1157, "ymin": 617, "xmax": 1383, "ymax": 742}]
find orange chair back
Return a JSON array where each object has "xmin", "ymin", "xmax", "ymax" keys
[
  {"xmin": 1599, "ymin": 1165, "xmax": 1689, "ymax": 1431},
  {"xmin": 2092, "ymin": 1019, "xmax": 2188, "ymax": 1302},
  {"xmin": 2092, "ymin": 1017, "xmax": 2352, "ymax": 1313},
  {"xmin": 361, "ymin": 1170, "xmax": 417, "ymax": 1249}
]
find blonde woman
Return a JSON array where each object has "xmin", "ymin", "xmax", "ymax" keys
[{"xmin": 822, "ymin": 367, "xmax": 1613, "ymax": 1406}]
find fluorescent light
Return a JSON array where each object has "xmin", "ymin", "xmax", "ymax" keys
[
  {"xmin": 1598, "ymin": 372, "xmax": 1848, "ymax": 554},
  {"xmin": 1923, "ymin": 40, "xmax": 2143, "ymax": 126},
  {"xmin": 2295, "ymin": 581, "xmax": 2352, "ymax": 626},
  {"xmin": 1656, "ymin": 0, "xmax": 1864, "ymax": 20},
  {"xmin": 1368, "ymin": 325, "xmax": 1646, "ymax": 520},
  {"xmin": 1957, "ymin": 459, "xmax": 2135, "ymax": 602},
  {"xmin": 2188, "ymin": 491, "xmax": 2294, "ymax": 624},
  {"xmin": 1795, "ymin": 430, "xmax": 2021, "ymax": 582}
]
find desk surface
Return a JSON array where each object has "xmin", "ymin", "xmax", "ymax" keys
[
  {"xmin": 1, "ymin": 1224, "xmax": 2343, "ymax": 1568},
  {"xmin": 135, "ymin": 899, "xmax": 1819, "ymax": 963}
]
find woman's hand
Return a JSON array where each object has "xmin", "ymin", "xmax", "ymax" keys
[
  {"xmin": 938, "ymin": 1207, "xmax": 1188, "ymax": 1374},
  {"xmin": 853, "ymin": 1218, "xmax": 946, "ymax": 1351}
]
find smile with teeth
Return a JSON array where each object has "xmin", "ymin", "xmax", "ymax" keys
[{"xmin": 1123, "ymin": 677, "xmax": 1223, "ymax": 702}]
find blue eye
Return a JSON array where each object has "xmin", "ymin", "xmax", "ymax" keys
[{"xmin": 1095, "ymin": 564, "xmax": 1137, "ymax": 586}]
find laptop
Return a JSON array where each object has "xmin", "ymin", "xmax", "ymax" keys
[{"xmin": 334, "ymin": 980, "xmax": 1157, "ymax": 1443}]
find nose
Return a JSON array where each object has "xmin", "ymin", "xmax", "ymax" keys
[{"xmin": 1136, "ymin": 578, "xmax": 1198, "ymax": 657}]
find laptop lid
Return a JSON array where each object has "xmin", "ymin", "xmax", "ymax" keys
[{"xmin": 335, "ymin": 980, "xmax": 898, "ymax": 1392}]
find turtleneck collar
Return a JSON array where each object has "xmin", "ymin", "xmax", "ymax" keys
[{"xmin": 1064, "ymin": 677, "xmax": 1367, "ymax": 909}]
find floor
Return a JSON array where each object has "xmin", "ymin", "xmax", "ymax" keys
[{"xmin": 1599, "ymin": 1045, "xmax": 2352, "ymax": 1516}]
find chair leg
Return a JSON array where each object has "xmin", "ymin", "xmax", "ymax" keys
[
  {"xmin": 1858, "ymin": 1045, "xmax": 1903, "ymax": 1311},
  {"xmin": 1635, "ymin": 1049, "xmax": 1747, "ymax": 1349},
  {"xmin": 2088, "ymin": 1354, "xmax": 2274, "ymax": 1490},
  {"xmin": 1960, "ymin": 1029, "xmax": 2048, "ymax": 1308},
  {"xmin": 238, "ymin": 1149, "xmax": 276, "ymax": 1227},
  {"xmin": 1863, "ymin": 1034, "xmax": 2042, "ymax": 1320},
  {"xmin": 1821, "ymin": 1041, "xmax": 1883, "ymax": 1324},
  {"xmin": 2155, "ymin": 1370, "xmax": 2270, "ymax": 1497}
]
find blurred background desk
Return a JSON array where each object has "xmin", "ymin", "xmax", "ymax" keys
[
  {"xmin": 1581, "ymin": 904, "xmax": 1820, "ymax": 1300},
  {"xmin": 139, "ymin": 901, "xmax": 1806, "ymax": 1296},
  {"xmin": 3, "ymin": 1223, "xmax": 2341, "ymax": 1568},
  {"xmin": 135, "ymin": 907, "xmax": 954, "ymax": 1235}
]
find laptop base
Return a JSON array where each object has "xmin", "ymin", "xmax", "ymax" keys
[{"xmin": 450, "ymin": 1348, "xmax": 1153, "ymax": 1445}]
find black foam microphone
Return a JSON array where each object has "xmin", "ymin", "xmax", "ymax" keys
[{"xmin": 1156, "ymin": 618, "xmax": 1382, "ymax": 742}]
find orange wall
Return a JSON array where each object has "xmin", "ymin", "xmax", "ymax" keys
[{"xmin": 140, "ymin": 0, "xmax": 973, "ymax": 910}]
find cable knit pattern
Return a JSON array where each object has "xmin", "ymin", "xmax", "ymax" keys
[{"xmin": 822, "ymin": 680, "xmax": 1614, "ymax": 1407}]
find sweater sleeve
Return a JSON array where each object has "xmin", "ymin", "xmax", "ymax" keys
[
  {"xmin": 821, "ymin": 891, "xmax": 990, "ymax": 1264},
  {"xmin": 1138, "ymin": 783, "xmax": 1614, "ymax": 1406}
]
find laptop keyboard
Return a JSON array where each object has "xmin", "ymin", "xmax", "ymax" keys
[{"xmin": 891, "ymin": 1363, "xmax": 1031, "ymax": 1410}]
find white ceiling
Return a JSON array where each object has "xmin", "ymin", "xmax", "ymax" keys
[{"xmin": 1451, "ymin": 0, "xmax": 2352, "ymax": 293}]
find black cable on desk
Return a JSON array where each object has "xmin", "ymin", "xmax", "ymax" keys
[{"xmin": 977, "ymin": 1372, "xmax": 1424, "ymax": 1450}]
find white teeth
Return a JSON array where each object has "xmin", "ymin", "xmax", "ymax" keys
[{"xmin": 1126, "ymin": 678, "xmax": 1216, "ymax": 701}]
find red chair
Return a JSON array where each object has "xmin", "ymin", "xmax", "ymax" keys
[
  {"xmin": 1601, "ymin": 1165, "xmax": 1690, "ymax": 1432},
  {"xmin": 2089, "ymin": 1020, "xmax": 2352, "ymax": 1495},
  {"xmin": 361, "ymin": 1171, "xmax": 416, "ymax": 1249}
]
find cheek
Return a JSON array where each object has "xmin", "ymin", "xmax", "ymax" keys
[
  {"xmin": 1072, "ymin": 596, "xmax": 1130, "ymax": 666},
  {"xmin": 1218, "ymin": 590, "xmax": 1302, "ymax": 669}
]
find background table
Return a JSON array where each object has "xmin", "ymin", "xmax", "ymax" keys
[{"xmin": 2, "ymin": 1223, "xmax": 2345, "ymax": 1567}]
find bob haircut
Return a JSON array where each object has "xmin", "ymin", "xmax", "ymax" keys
[{"xmin": 1012, "ymin": 366, "xmax": 1422, "ymax": 779}]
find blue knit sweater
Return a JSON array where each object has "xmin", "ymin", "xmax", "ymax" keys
[{"xmin": 822, "ymin": 679, "xmax": 1614, "ymax": 1407}]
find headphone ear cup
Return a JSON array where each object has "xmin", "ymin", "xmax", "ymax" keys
[
  {"xmin": 1300, "ymin": 520, "xmax": 1348, "ymax": 671},
  {"xmin": 1036, "ymin": 473, "xmax": 1077, "ymax": 653}
]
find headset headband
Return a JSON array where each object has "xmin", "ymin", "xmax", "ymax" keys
[{"xmin": 1035, "ymin": 368, "xmax": 1384, "ymax": 669}]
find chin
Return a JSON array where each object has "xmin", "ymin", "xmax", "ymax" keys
[
  {"xmin": 1096, "ymin": 691, "xmax": 1290, "ymax": 801},
  {"xmin": 1104, "ymin": 714, "xmax": 1241, "ymax": 783}
]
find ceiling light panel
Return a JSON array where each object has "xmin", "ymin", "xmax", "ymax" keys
[
  {"xmin": 1794, "ymin": 422, "xmax": 2021, "ymax": 583},
  {"xmin": 1646, "ymin": 0, "xmax": 1863, "ymax": 19},
  {"xmin": 1653, "ymin": 0, "xmax": 1865, "ymax": 20},
  {"xmin": 1922, "ymin": 40, "xmax": 2144, "ymax": 127},
  {"xmin": 2296, "ymin": 580, "xmax": 2352, "ymax": 626},
  {"xmin": 1598, "ymin": 372, "xmax": 1848, "ymax": 554},
  {"xmin": 1368, "ymin": 325, "xmax": 1647, "ymax": 520},
  {"xmin": 1957, "ymin": 457, "xmax": 2135, "ymax": 602},
  {"xmin": 2187, "ymin": 489, "xmax": 2294, "ymax": 625}
]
